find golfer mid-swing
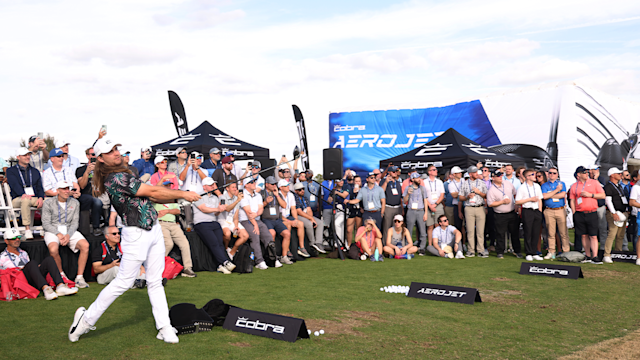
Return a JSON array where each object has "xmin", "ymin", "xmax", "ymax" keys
[{"xmin": 69, "ymin": 138, "xmax": 201, "ymax": 343}]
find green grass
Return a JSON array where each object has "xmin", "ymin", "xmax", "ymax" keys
[{"xmin": 2, "ymin": 244, "xmax": 639, "ymax": 360}]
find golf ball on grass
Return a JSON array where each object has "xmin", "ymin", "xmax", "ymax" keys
[
  {"xmin": 319, "ymin": 330, "xmax": 325, "ymax": 335},
  {"xmin": 314, "ymin": 331, "xmax": 320, "ymax": 336}
]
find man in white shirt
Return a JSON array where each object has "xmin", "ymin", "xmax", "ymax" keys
[
  {"xmin": 46, "ymin": 140, "xmax": 80, "ymax": 173},
  {"xmin": 239, "ymin": 177, "xmax": 277, "ymax": 270},
  {"xmin": 515, "ymin": 169, "xmax": 544, "ymax": 261},
  {"xmin": 43, "ymin": 148, "xmax": 80, "ymax": 199},
  {"xmin": 180, "ymin": 152, "xmax": 207, "ymax": 194},
  {"xmin": 446, "ymin": 166, "xmax": 464, "ymax": 232},
  {"xmin": 459, "ymin": 166, "xmax": 488, "ymax": 258},
  {"xmin": 217, "ymin": 182, "xmax": 248, "ymax": 260},
  {"xmin": 427, "ymin": 215, "xmax": 464, "ymax": 258},
  {"xmin": 424, "ymin": 165, "xmax": 445, "ymax": 250},
  {"xmin": 279, "ymin": 180, "xmax": 308, "ymax": 259}
]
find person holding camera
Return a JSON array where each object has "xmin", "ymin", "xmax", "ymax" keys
[
  {"xmin": 76, "ymin": 147, "xmax": 104, "ymax": 237},
  {"xmin": 132, "ymin": 146, "xmax": 155, "ymax": 182},
  {"xmin": 27, "ymin": 134, "xmax": 49, "ymax": 173},
  {"xmin": 180, "ymin": 152, "xmax": 207, "ymax": 194}
]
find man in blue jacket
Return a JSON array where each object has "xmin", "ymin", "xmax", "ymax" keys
[
  {"xmin": 132, "ymin": 147, "xmax": 154, "ymax": 182},
  {"xmin": 6, "ymin": 148, "xmax": 44, "ymax": 239}
]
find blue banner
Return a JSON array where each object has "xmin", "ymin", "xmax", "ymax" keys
[{"xmin": 329, "ymin": 100, "xmax": 501, "ymax": 173}]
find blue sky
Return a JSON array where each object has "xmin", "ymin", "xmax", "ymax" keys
[{"xmin": 1, "ymin": 0, "xmax": 639, "ymax": 170}]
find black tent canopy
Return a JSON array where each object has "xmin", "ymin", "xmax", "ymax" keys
[
  {"xmin": 379, "ymin": 128, "xmax": 525, "ymax": 173},
  {"xmin": 152, "ymin": 121, "xmax": 270, "ymax": 160}
]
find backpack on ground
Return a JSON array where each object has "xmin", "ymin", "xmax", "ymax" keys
[
  {"xmin": 556, "ymin": 251, "xmax": 585, "ymax": 263},
  {"xmin": 232, "ymin": 243, "xmax": 253, "ymax": 274}
]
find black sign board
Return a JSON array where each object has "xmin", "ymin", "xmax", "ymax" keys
[
  {"xmin": 407, "ymin": 282, "xmax": 482, "ymax": 305},
  {"xmin": 519, "ymin": 262, "xmax": 583, "ymax": 279},
  {"xmin": 222, "ymin": 307, "xmax": 309, "ymax": 342},
  {"xmin": 597, "ymin": 250, "xmax": 638, "ymax": 263}
]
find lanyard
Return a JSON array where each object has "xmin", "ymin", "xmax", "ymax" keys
[
  {"xmin": 428, "ymin": 179, "xmax": 437, "ymax": 192},
  {"xmin": 190, "ymin": 168, "xmax": 198, "ymax": 185},
  {"xmin": 608, "ymin": 181, "xmax": 625, "ymax": 199},
  {"xmin": 6, "ymin": 250, "xmax": 23, "ymax": 268},
  {"xmin": 574, "ymin": 181, "xmax": 587, "ymax": 198},
  {"xmin": 57, "ymin": 201, "xmax": 68, "ymax": 224},
  {"xmin": 299, "ymin": 194, "xmax": 308, "ymax": 209},
  {"xmin": 16, "ymin": 165, "xmax": 32, "ymax": 188},
  {"xmin": 52, "ymin": 168, "xmax": 66, "ymax": 182},
  {"xmin": 367, "ymin": 186, "xmax": 374, "ymax": 204},
  {"xmin": 390, "ymin": 179, "xmax": 397, "ymax": 190},
  {"xmin": 493, "ymin": 183, "xmax": 505, "ymax": 196},
  {"xmin": 410, "ymin": 185, "xmax": 421, "ymax": 203},
  {"xmin": 452, "ymin": 180, "xmax": 460, "ymax": 192},
  {"xmin": 105, "ymin": 243, "xmax": 121, "ymax": 260},
  {"xmin": 526, "ymin": 183, "xmax": 536, "ymax": 198},
  {"xmin": 439, "ymin": 226, "xmax": 448, "ymax": 244}
]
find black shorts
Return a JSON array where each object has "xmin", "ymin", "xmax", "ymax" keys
[
  {"xmin": 262, "ymin": 219, "xmax": 288, "ymax": 235},
  {"xmin": 347, "ymin": 204, "xmax": 362, "ymax": 219},
  {"xmin": 574, "ymin": 211, "xmax": 598, "ymax": 237}
]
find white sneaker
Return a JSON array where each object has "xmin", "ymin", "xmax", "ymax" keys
[
  {"xmin": 280, "ymin": 256, "xmax": 293, "ymax": 265},
  {"xmin": 226, "ymin": 248, "xmax": 234, "ymax": 260},
  {"xmin": 525, "ymin": 255, "xmax": 533, "ymax": 261},
  {"xmin": 223, "ymin": 261, "xmax": 236, "ymax": 272},
  {"xmin": 156, "ymin": 326, "xmax": 179, "ymax": 344},
  {"xmin": 544, "ymin": 252, "xmax": 556, "ymax": 260},
  {"xmin": 43, "ymin": 285, "xmax": 58, "ymax": 300},
  {"xmin": 255, "ymin": 261, "xmax": 268, "ymax": 270},
  {"xmin": 75, "ymin": 275, "xmax": 89, "ymax": 288},
  {"xmin": 68, "ymin": 307, "xmax": 96, "ymax": 342},
  {"xmin": 216, "ymin": 265, "xmax": 232, "ymax": 274},
  {"xmin": 274, "ymin": 259, "xmax": 283, "ymax": 268},
  {"xmin": 56, "ymin": 283, "xmax": 79, "ymax": 296},
  {"xmin": 532, "ymin": 255, "xmax": 544, "ymax": 261},
  {"xmin": 455, "ymin": 251, "xmax": 465, "ymax": 259},
  {"xmin": 24, "ymin": 229, "xmax": 33, "ymax": 240},
  {"xmin": 603, "ymin": 256, "xmax": 613, "ymax": 264},
  {"xmin": 636, "ymin": 258, "xmax": 640, "ymax": 266}
]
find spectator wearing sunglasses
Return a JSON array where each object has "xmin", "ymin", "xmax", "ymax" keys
[
  {"xmin": 92, "ymin": 226, "xmax": 147, "ymax": 287},
  {"xmin": 275, "ymin": 156, "xmax": 295, "ymax": 185},
  {"xmin": 46, "ymin": 140, "xmax": 80, "ymax": 174},
  {"xmin": 1, "ymin": 228, "xmax": 78, "ymax": 300},
  {"xmin": 132, "ymin": 146, "xmax": 155, "ymax": 182},
  {"xmin": 201, "ymin": 147, "xmax": 222, "ymax": 175},
  {"xmin": 168, "ymin": 147, "xmax": 188, "ymax": 186},
  {"xmin": 27, "ymin": 134, "xmax": 49, "ymax": 173},
  {"xmin": 516, "ymin": 169, "xmax": 545, "ymax": 261},
  {"xmin": 75, "ymin": 147, "xmax": 104, "ymax": 237},
  {"xmin": 569, "ymin": 166, "xmax": 605, "ymax": 264},
  {"xmin": 383, "ymin": 214, "xmax": 417, "ymax": 258},
  {"xmin": 427, "ymin": 215, "xmax": 464, "ymax": 258},
  {"xmin": 6, "ymin": 148, "xmax": 45, "ymax": 240},
  {"xmin": 487, "ymin": 169, "xmax": 522, "ymax": 259},
  {"xmin": 225, "ymin": 152, "xmax": 249, "ymax": 186},
  {"xmin": 43, "ymin": 148, "xmax": 80, "ymax": 198},
  {"xmin": 211, "ymin": 156, "xmax": 238, "ymax": 197},
  {"xmin": 149, "ymin": 156, "xmax": 179, "ymax": 190},
  {"xmin": 121, "ymin": 150, "xmax": 140, "ymax": 178},
  {"xmin": 180, "ymin": 152, "xmax": 207, "ymax": 194},
  {"xmin": 540, "ymin": 166, "xmax": 569, "ymax": 259},
  {"xmin": 248, "ymin": 160, "xmax": 266, "ymax": 191},
  {"xmin": 347, "ymin": 171, "xmax": 386, "ymax": 231}
]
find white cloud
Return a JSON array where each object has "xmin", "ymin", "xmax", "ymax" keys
[
  {"xmin": 578, "ymin": 69, "xmax": 640, "ymax": 95},
  {"xmin": 491, "ymin": 57, "xmax": 591, "ymax": 85},
  {"xmin": 153, "ymin": 0, "xmax": 245, "ymax": 30},
  {"xmin": 64, "ymin": 44, "xmax": 181, "ymax": 67}
]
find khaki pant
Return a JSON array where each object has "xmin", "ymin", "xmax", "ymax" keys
[
  {"xmin": 11, "ymin": 197, "xmax": 38, "ymax": 226},
  {"xmin": 544, "ymin": 207, "xmax": 570, "ymax": 253},
  {"xmin": 464, "ymin": 206, "xmax": 485, "ymax": 254},
  {"xmin": 604, "ymin": 211, "xmax": 627, "ymax": 257},
  {"xmin": 160, "ymin": 221, "xmax": 193, "ymax": 269},
  {"xmin": 444, "ymin": 206, "xmax": 455, "ymax": 225}
]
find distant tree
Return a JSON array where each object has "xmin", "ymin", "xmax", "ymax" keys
[
  {"xmin": 314, "ymin": 174, "xmax": 323, "ymax": 183},
  {"xmin": 19, "ymin": 133, "xmax": 56, "ymax": 153}
]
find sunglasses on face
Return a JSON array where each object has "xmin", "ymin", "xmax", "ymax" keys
[
  {"xmin": 179, "ymin": 151, "xmax": 186, "ymax": 154},
  {"xmin": 394, "ymin": 220, "xmax": 402, "ymax": 223},
  {"xmin": 440, "ymin": 219, "xmax": 449, "ymax": 223},
  {"xmin": 548, "ymin": 172, "xmax": 557, "ymax": 175},
  {"xmin": 109, "ymin": 232, "xmax": 120, "ymax": 236},
  {"xmin": 89, "ymin": 153, "xmax": 95, "ymax": 156},
  {"xmin": 252, "ymin": 165, "xmax": 260, "ymax": 169}
]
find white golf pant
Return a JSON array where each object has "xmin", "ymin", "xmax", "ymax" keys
[{"xmin": 84, "ymin": 223, "xmax": 170, "ymax": 330}]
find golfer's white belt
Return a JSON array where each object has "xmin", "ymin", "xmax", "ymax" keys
[{"xmin": 386, "ymin": 204, "xmax": 401, "ymax": 208}]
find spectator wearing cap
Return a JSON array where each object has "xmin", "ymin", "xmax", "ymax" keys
[
  {"xmin": 168, "ymin": 147, "xmax": 188, "ymax": 186},
  {"xmin": 211, "ymin": 156, "xmax": 238, "ymax": 197},
  {"xmin": 248, "ymin": 160, "xmax": 266, "ymax": 191},
  {"xmin": 300, "ymin": 170, "xmax": 320, "ymax": 218},
  {"xmin": 481, "ymin": 166, "xmax": 496, "ymax": 251},
  {"xmin": 92, "ymin": 226, "xmax": 149, "ymax": 286},
  {"xmin": 43, "ymin": 148, "xmax": 80, "ymax": 198},
  {"xmin": 293, "ymin": 181, "xmax": 325, "ymax": 254},
  {"xmin": 149, "ymin": 156, "xmax": 179, "ymax": 190},
  {"xmin": 401, "ymin": 169, "xmax": 419, "ymax": 198},
  {"xmin": 27, "ymin": 134, "xmax": 49, "ymax": 173},
  {"xmin": 121, "ymin": 150, "xmax": 140, "ymax": 178},
  {"xmin": 427, "ymin": 214, "xmax": 464, "ymax": 258},
  {"xmin": 348, "ymin": 171, "xmax": 386, "ymax": 232},
  {"xmin": 42, "ymin": 180, "xmax": 90, "ymax": 288},
  {"xmin": 569, "ymin": 166, "xmax": 605, "ymax": 263},
  {"xmin": 217, "ymin": 181, "xmax": 249, "ymax": 259},
  {"xmin": 502, "ymin": 164, "xmax": 521, "ymax": 191},
  {"xmin": 46, "ymin": 140, "xmax": 80, "ymax": 173},
  {"xmin": 1, "ymin": 229, "xmax": 78, "ymax": 300},
  {"xmin": 381, "ymin": 166, "xmax": 404, "ymax": 241},
  {"xmin": 226, "ymin": 152, "xmax": 249, "ymax": 184},
  {"xmin": 459, "ymin": 166, "xmax": 488, "ymax": 258},
  {"xmin": 588, "ymin": 164, "xmax": 608, "ymax": 248},
  {"xmin": 540, "ymin": 166, "xmax": 570, "ymax": 259},
  {"xmin": 372, "ymin": 169, "xmax": 382, "ymax": 185},
  {"xmin": 154, "ymin": 182, "xmax": 196, "ymax": 278},
  {"xmin": 192, "ymin": 177, "xmax": 236, "ymax": 274},
  {"xmin": 515, "ymin": 169, "xmax": 545, "ymax": 261},
  {"xmin": 201, "ymin": 147, "xmax": 222, "ymax": 175},
  {"xmin": 239, "ymin": 176, "xmax": 276, "ymax": 270},
  {"xmin": 602, "ymin": 167, "xmax": 629, "ymax": 263},
  {"xmin": 423, "ymin": 165, "xmax": 446, "ymax": 251},
  {"xmin": 279, "ymin": 179, "xmax": 309, "ymax": 258},
  {"xmin": 75, "ymin": 147, "xmax": 104, "ymax": 237},
  {"xmin": 6, "ymin": 148, "xmax": 44, "ymax": 239},
  {"xmin": 132, "ymin": 146, "xmax": 155, "ymax": 182},
  {"xmin": 322, "ymin": 177, "xmax": 349, "ymax": 243},
  {"xmin": 447, "ymin": 166, "xmax": 464, "ymax": 236},
  {"xmin": 383, "ymin": 214, "xmax": 418, "ymax": 257},
  {"xmin": 260, "ymin": 177, "xmax": 293, "ymax": 265},
  {"xmin": 180, "ymin": 152, "xmax": 207, "ymax": 194},
  {"xmin": 401, "ymin": 172, "xmax": 428, "ymax": 254},
  {"xmin": 275, "ymin": 155, "xmax": 295, "ymax": 185},
  {"xmin": 487, "ymin": 169, "xmax": 522, "ymax": 259}
]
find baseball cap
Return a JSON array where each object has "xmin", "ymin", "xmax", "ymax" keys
[
  {"xmin": 141, "ymin": 146, "xmax": 152, "ymax": 153},
  {"xmin": 293, "ymin": 182, "xmax": 304, "ymax": 190},
  {"xmin": 608, "ymin": 167, "xmax": 623, "ymax": 176},
  {"xmin": 202, "ymin": 177, "xmax": 215, "ymax": 186},
  {"xmin": 588, "ymin": 164, "xmax": 600, "ymax": 170},
  {"xmin": 28, "ymin": 135, "xmax": 38, "ymax": 143},
  {"xmin": 389, "ymin": 165, "xmax": 398, "ymax": 172},
  {"xmin": 15, "ymin": 148, "xmax": 31, "ymax": 157},
  {"xmin": 335, "ymin": 178, "xmax": 344, "ymax": 182},
  {"xmin": 191, "ymin": 151, "xmax": 202, "ymax": 158},
  {"xmin": 154, "ymin": 156, "xmax": 166, "ymax": 165},
  {"xmin": 575, "ymin": 166, "xmax": 588, "ymax": 174},
  {"xmin": 55, "ymin": 140, "xmax": 70, "ymax": 148},
  {"xmin": 368, "ymin": 172, "xmax": 376, "ymax": 177},
  {"xmin": 410, "ymin": 172, "xmax": 421, "ymax": 179},
  {"xmin": 306, "ymin": 169, "xmax": 313, "ymax": 176},
  {"xmin": 3, "ymin": 228, "xmax": 21, "ymax": 240},
  {"xmin": 94, "ymin": 138, "xmax": 122, "ymax": 157},
  {"xmin": 225, "ymin": 151, "xmax": 234, "ymax": 157},
  {"xmin": 221, "ymin": 156, "xmax": 232, "ymax": 164},
  {"xmin": 492, "ymin": 169, "xmax": 503, "ymax": 177},
  {"xmin": 393, "ymin": 214, "xmax": 403, "ymax": 222},
  {"xmin": 243, "ymin": 177, "xmax": 256, "ymax": 186},
  {"xmin": 49, "ymin": 148, "xmax": 64, "ymax": 157},
  {"xmin": 467, "ymin": 166, "xmax": 478, "ymax": 173},
  {"xmin": 56, "ymin": 180, "xmax": 73, "ymax": 190},
  {"xmin": 464, "ymin": 172, "xmax": 470, "ymax": 178},
  {"xmin": 122, "ymin": 150, "xmax": 131, "ymax": 156},
  {"xmin": 265, "ymin": 176, "xmax": 278, "ymax": 185},
  {"xmin": 175, "ymin": 147, "xmax": 185, "ymax": 154},
  {"xmin": 252, "ymin": 160, "xmax": 261, "ymax": 168},
  {"xmin": 209, "ymin": 147, "xmax": 220, "ymax": 154},
  {"xmin": 450, "ymin": 166, "xmax": 462, "ymax": 174},
  {"xmin": 614, "ymin": 211, "xmax": 627, "ymax": 227},
  {"xmin": 278, "ymin": 179, "xmax": 290, "ymax": 187}
]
